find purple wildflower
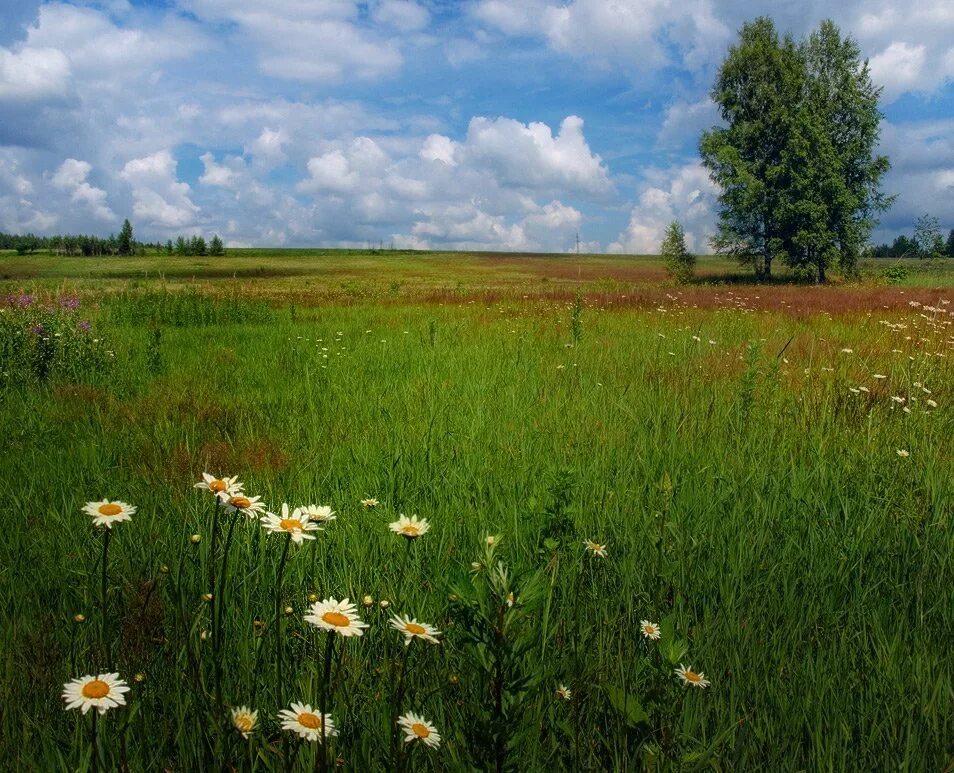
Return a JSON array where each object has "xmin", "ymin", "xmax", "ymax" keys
[{"xmin": 78, "ymin": 319, "xmax": 92, "ymax": 332}]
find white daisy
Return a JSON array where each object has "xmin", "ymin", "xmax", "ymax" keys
[
  {"xmin": 304, "ymin": 598, "xmax": 369, "ymax": 637},
  {"xmin": 390, "ymin": 615, "xmax": 441, "ymax": 645},
  {"xmin": 298, "ymin": 504, "xmax": 336, "ymax": 524},
  {"xmin": 896, "ymin": 449, "xmax": 910, "ymax": 458},
  {"xmin": 398, "ymin": 712, "xmax": 441, "ymax": 749},
  {"xmin": 194, "ymin": 473, "xmax": 243, "ymax": 497},
  {"xmin": 62, "ymin": 673, "xmax": 130, "ymax": 714},
  {"xmin": 82, "ymin": 500, "xmax": 136, "ymax": 529},
  {"xmin": 219, "ymin": 493, "xmax": 266, "ymax": 519},
  {"xmin": 640, "ymin": 620, "xmax": 662, "ymax": 640},
  {"xmin": 231, "ymin": 706, "xmax": 258, "ymax": 739},
  {"xmin": 675, "ymin": 664, "xmax": 710, "ymax": 688},
  {"xmin": 261, "ymin": 504, "xmax": 321, "ymax": 543},
  {"xmin": 389, "ymin": 514, "xmax": 430, "ymax": 539},
  {"xmin": 556, "ymin": 684, "xmax": 572, "ymax": 700},
  {"xmin": 360, "ymin": 498, "xmax": 379, "ymax": 508},
  {"xmin": 278, "ymin": 702, "xmax": 337, "ymax": 742},
  {"xmin": 583, "ymin": 539, "xmax": 608, "ymax": 558}
]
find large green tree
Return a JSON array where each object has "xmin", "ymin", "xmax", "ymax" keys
[{"xmin": 701, "ymin": 18, "xmax": 891, "ymax": 281}]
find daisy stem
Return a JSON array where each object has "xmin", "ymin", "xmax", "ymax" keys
[
  {"xmin": 318, "ymin": 633, "xmax": 335, "ymax": 773},
  {"xmin": 90, "ymin": 710, "xmax": 99, "ymax": 773},
  {"xmin": 274, "ymin": 534, "xmax": 291, "ymax": 705},
  {"xmin": 214, "ymin": 515, "xmax": 238, "ymax": 712},
  {"xmin": 101, "ymin": 527, "xmax": 111, "ymax": 670}
]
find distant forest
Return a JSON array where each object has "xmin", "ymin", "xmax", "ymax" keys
[{"xmin": 0, "ymin": 219, "xmax": 224, "ymax": 257}]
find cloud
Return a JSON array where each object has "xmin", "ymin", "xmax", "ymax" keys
[
  {"xmin": 372, "ymin": 0, "xmax": 429, "ymax": 32},
  {"xmin": 419, "ymin": 134, "xmax": 457, "ymax": 166},
  {"xmin": 473, "ymin": 0, "xmax": 730, "ymax": 75},
  {"xmin": 51, "ymin": 158, "xmax": 115, "ymax": 221},
  {"xmin": 460, "ymin": 115, "xmax": 612, "ymax": 196},
  {"xmin": 179, "ymin": 0, "xmax": 405, "ymax": 82},
  {"xmin": 120, "ymin": 150, "xmax": 199, "ymax": 230},
  {"xmin": 608, "ymin": 162, "xmax": 718, "ymax": 254},
  {"xmin": 0, "ymin": 46, "xmax": 71, "ymax": 101}
]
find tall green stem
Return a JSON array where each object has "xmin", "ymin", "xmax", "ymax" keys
[
  {"xmin": 274, "ymin": 535, "xmax": 291, "ymax": 705},
  {"xmin": 214, "ymin": 515, "xmax": 238, "ymax": 711},
  {"xmin": 319, "ymin": 633, "xmax": 336, "ymax": 773},
  {"xmin": 101, "ymin": 528, "xmax": 112, "ymax": 669}
]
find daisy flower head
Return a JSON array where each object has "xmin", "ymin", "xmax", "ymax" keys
[
  {"xmin": 305, "ymin": 598, "xmax": 369, "ymax": 637},
  {"xmin": 82, "ymin": 500, "xmax": 136, "ymax": 529},
  {"xmin": 195, "ymin": 473, "xmax": 242, "ymax": 497},
  {"xmin": 62, "ymin": 673, "xmax": 130, "ymax": 714},
  {"xmin": 278, "ymin": 702, "xmax": 336, "ymax": 742},
  {"xmin": 398, "ymin": 712, "xmax": 441, "ymax": 749},
  {"xmin": 675, "ymin": 664, "xmax": 710, "ymax": 689},
  {"xmin": 896, "ymin": 449, "xmax": 910, "ymax": 458},
  {"xmin": 219, "ymin": 492, "xmax": 266, "ymax": 519},
  {"xmin": 360, "ymin": 497, "xmax": 379, "ymax": 508},
  {"xmin": 640, "ymin": 620, "xmax": 662, "ymax": 640},
  {"xmin": 390, "ymin": 614, "xmax": 441, "ymax": 645},
  {"xmin": 556, "ymin": 684, "xmax": 572, "ymax": 701},
  {"xmin": 389, "ymin": 514, "xmax": 430, "ymax": 539},
  {"xmin": 299, "ymin": 504, "xmax": 336, "ymax": 524},
  {"xmin": 231, "ymin": 706, "xmax": 258, "ymax": 739},
  {"xmin": 261, "ymin": 504, "xmax": 320, "ymax": 543},
  {"xmin": 583, "ymin": 539, "xmax": 608, "ymax": 558}
]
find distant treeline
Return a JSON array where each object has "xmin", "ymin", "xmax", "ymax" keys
[
  {"xmin": 870, "ymin": 230, "xmax": 954, "ymax": 258},
  {"xmin": 0, "ymin": 230, "xmax": 225, "ymax": 257}
]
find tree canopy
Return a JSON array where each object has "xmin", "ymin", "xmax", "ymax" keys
[{"xmin": 701, "ymin": 18, "xmax": 891, "ymax": 281}]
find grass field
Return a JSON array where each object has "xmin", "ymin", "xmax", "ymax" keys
[{"xmin": 1, "ymin": 251, "xmax": 952, "ymax": 770}]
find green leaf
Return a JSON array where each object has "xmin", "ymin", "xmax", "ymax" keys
[{"xmin": 604, "ymin": 685, "xmax": 649, "ymax": 727}]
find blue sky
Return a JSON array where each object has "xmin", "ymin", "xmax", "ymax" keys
[{"xmin": 1, "ymin": 0, "xmax": 952, "ymax": 252}]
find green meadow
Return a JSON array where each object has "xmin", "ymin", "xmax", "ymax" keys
[{"xmin": 1, "ymin": 251, "xmax": 952, "ymax": 770}]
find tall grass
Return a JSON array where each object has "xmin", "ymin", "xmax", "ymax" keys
[{"xmin": 0, "ymin": 286, "xmax": 951, "ymax": 770}]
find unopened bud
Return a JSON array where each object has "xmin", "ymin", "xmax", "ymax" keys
[
  {"xmin": 378, "ymin": 599, "xmax": 390, "ymax": 609},
  {"xmin": 362, "ymin": 595, "xmax": 374, "ymax": 607},
  {"xmin": 73, "ymin": 613, "xmax": 86, "ymax": 623},
  {"xmin": 190, "ymin": 534, "xmax": 202, "ymax": 544}
]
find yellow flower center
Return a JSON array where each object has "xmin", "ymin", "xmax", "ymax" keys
[
  {"xmin": 209, "ymin": 480, "xmax": 227, "ymax": 493},
  {"xmin": 234, "ymin": 715, "xmax": 253, "ymax": 732},
  {"xmin": 405, "ymin": 623, "xmax": 426, "ymax": 635},
  {"xmin": 279, "ymin": 518, "xmax": 302, "ymax": 532},
  {"xmin": 411, "ymin": 722, "xmax": 430, "ymax": 739},
  {"xmin": 322, "ymin": 611, "xmax": 350, "ymax": 627},
  {"xmin": 684, "ymin": 671, "xmax": 702, "ymax": 683},
  {"xmin": 98, "ymin": 503, "xmax": 122, "ymax": 516},
  {"xmin": 402, "ymin": 525, "xmax": 420, "ymax": 536},
  {"xmin": 81, "ymin": 679, "xmax": 110, "ymax": 699},
  {"xmin": 645, "ymin": 626, "xmax": 656, "ymax": 634},
  {"xmin": 298, "ymin": 712, "xmax": 322, "ymax": 730},
  {"xmin": 230, "ymin": 496, "xmax": 251, "ymax": 509}
]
